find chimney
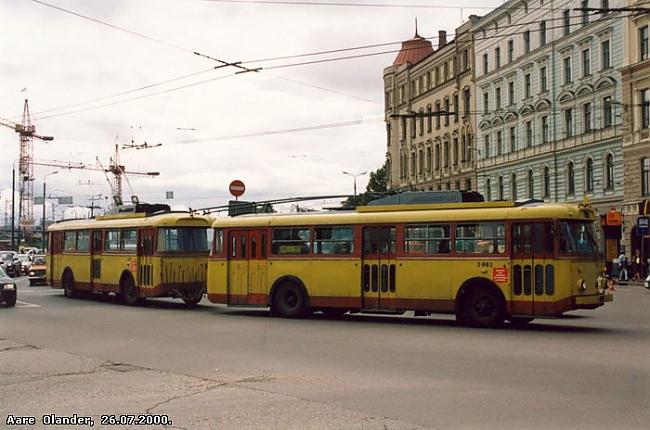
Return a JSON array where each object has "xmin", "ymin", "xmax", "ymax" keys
[{"xmin": 438, "ymin": 30, "xmax": 447, "ymax": 49}]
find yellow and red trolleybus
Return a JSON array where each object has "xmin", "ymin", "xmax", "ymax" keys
[
  {"xmin": 48, "ymin": 205, "xmax": 211, "ymax": 306},
  {"xmin": 207, "ymin": 200, "xmax": 611, "ymax": 327}
]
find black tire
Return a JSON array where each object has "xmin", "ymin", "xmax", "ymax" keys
[
  {"xmin": 121, "ymin": 276, "xmax": 143, "ymax": 306},
  {"xmin": 180, "ymin": 288, "xmax": 204, "ymax": 306},
  {"xmin": 62, "ymin": 271, "xmax": 78, "ymax": 299},
  {"xmin": 4, "ymin": 291, "xmax": 17, "ymax": 307},
  {"xmin": 272, "ymin": 282, "xmax": 307, "ymax": 318},
  {"xmin": 461, "ymin": 287, "xmax": 506, "ymax": 328}
]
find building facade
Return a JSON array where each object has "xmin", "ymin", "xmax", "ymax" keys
[
  {"xmin": 384, "ymin": 18, "xmax": 479, "ymax": 192},
  {"xmin": 621, "ymin": 3, "xmax": 650, "ymax": 260},
  {"xmin": 474, "ymin": 0, "xmax": 625, "ymax": 225}
]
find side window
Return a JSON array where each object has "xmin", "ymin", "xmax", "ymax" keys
[
  {"xmin": 121, "ymin": 230, "xmax": 137, "ymax": 252},
  {"xmin": 64, "ymin": 231, "xmax": 76, "ymax": 251},
  {"xmin": 272, "ymin": 228, "xmax": 311, "ymax": 255},
  {"xmin": 404, "ymin": 224, "xmax": 451, "ymax": 254},
  {"xmin": 261, "ymin": 233, "xmax": 267, "ymax": 258},
  {"xmin": 456, "ymin": 223, "xmax": 506, "ymax": 254},
  {"xmin": 512, "ymin": 224, "xmax": 532, "ymax": 254},
  {"xmin": 105, "ymin": 230, "xmax": 120, "ymax": 251},
  {"xmin": 212, "ymin": 229, "xmax": 223, "ymax": 256},
  {"xmin": 251, "ymin": 236, "xmax": 257, "ymax": 258},
  {"xmin": 77, "ymin": 230, "xmax": 90, "ymax": 252},
  {"xmin": 314, "ymin": 226, "xmax": 354, "ymax": 255}
]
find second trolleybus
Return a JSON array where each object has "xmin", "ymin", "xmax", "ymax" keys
[
  {"xmin": 206, "ymin": 196, "xmax": 611, "ymax": 327},
  {"xmin": 48, "ymin": 203, "xmax": 212, "ymax": 305}
]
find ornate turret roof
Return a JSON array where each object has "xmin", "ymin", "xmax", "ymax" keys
[{"xmin": 392, "ymin": 30, "xmax": 433, "ymax": 66}]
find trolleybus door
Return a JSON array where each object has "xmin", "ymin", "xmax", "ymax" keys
[
  {"xmin": 49, "ymin": 231, "xmax": 63, "ymax": 287},
  {"xmin": 227, "ymin": 230, "xmax": 249, "ymax": 305},
  {"xmin": 246, "ymin": 229, "xmax": 268, "ymax": 305},
  {"xmin": 511, "ymin": 222, "xmax": 554, "ymax": 316},
  {"xmin": 361, "ymin": 226, "xmax": 397, "ymax": 310},
  {"xmin": 137, "ymin": 228, "xmax": 156, "ymax": 291},
  {"xmin": 90, "ymin": 230, "xmax": 103, "ymax": 290}
]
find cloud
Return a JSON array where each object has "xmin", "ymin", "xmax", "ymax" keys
[{"xmin": 0, "ymin": 0, "xmax": 501, "ymax": 221}]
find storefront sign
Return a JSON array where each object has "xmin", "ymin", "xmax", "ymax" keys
[{"xmin": 638, "ymin": 216, "xmax": 650, "ymax": 236}]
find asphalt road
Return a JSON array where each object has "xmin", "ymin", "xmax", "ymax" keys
[{"xmin": 1, "ymin": 280, "xmax": 649, "ymax": 430}]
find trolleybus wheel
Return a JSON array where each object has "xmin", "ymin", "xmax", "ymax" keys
[
  {"xmin": 463, "ymin": 288, "xmax": 505, "ymax": 328},
  {"xmin": 62, "ymin": 271, "xmax": 78, "ymax": 299},
  {"xmin": 121, "ymin": 276, "xmax": 143, "ymax": 306},
  {"xmin": 272, "ymin": 282, "xmax": 307, "ymax": 318},
  {"xmin": 179, "ymin": 288, "xmax": 204, "ymax": 306}
]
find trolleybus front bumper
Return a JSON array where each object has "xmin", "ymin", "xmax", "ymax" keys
[{"xmin": 573, "ymin": 292, "xmax": 612, "ymax": 310}]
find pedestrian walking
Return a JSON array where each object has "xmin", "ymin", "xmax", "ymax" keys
[
  {"xmin": 618, "ymin": 251, "xmax": 628, "ymax": 281},
  {"xmin": 632, "ymin": 250, "xmax": 642, "ymax": 282}
]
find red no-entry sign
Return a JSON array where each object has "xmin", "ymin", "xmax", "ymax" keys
[{"xmin": 229, "ymin": 180, "xmax": 246, "ymax": 197}]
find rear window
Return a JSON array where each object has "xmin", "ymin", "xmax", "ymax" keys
[{"xmin": 157, "ymin": 228, "xmax": 210, "ymax": 253}]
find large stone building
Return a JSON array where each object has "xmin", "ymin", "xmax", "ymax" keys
[
  {"xmin": 384, "ymin": 18, "xmax": 479, "ymax": 191},
  {"xmin": 474, "ymin": 0, "xmax": 626, "ymax": 223},
  {"xmin": 621, "ymin": 2, "xmax": 650, "ymax": 259}
]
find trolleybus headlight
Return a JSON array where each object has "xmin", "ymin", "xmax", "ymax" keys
[{"xmin": 580, "ymin": 280, "xmax": 588, "ymax": 291}]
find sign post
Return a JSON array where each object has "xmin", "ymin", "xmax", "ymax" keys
[{"xmin": 229, "ymin": 180, "xmax": 246, "ymax": 202}]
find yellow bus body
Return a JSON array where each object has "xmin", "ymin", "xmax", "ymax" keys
[
  {"xmin": 48, "ymin": 212, "xmax": 211, "ymax": 303},
  {"xmin": 207, "ymin": 202, "xmax": 611, "ymax": 325}
]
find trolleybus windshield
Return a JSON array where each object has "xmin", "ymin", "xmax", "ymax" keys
[{"xmin": 559, "ymin": 220, "xmax": 599, "ymax": 256}]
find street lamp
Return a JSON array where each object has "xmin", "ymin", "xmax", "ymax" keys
[
  {"xmin": 42, "ymin": 171, "xmax": 58, "ymax": 251},
  {"xmin": 342, "ymin": 171, "xmax": 368, "ymax": 196}
]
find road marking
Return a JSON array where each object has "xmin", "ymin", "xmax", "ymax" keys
[{"xmin": 15, "ymin": 301, "xmax": 41, "ymax": 308}]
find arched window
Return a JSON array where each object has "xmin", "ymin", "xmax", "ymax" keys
[
  {"xmin": 543, "ymin": 166, "xmax": 550, "ymax": 198},
  {"xmin": 461, "ymin": 134, "xmax": 467, "ymax": 162},
  {"xmin": 605, "ymin": 153, "xmax": 614, "ymax": 189},
  {"xmin": 511, "ymin": 173, "xmax": 518, "ymax": 200},
  {"xmin": 486, "ymin": 178, "xmax": 492, "ymax": 201},
  {"xmin": 567, "ymin": 162, "xmax": 575, "ymax": 195},
  {"xmin": 528, "ymin": 169, "xmax": 534, "ymax": 198},
  {"xmin": 586, "ymin": 158, "xmax": 594, "ymax": 192},
  {"xmin": 498, "ymin": 176, "xmax": 504, "ymax": 200}
]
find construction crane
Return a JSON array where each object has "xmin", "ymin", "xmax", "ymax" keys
[
  {"xmin": 1, "ymin": 99, "xmax": 53, "ymax": 234},
  {"xmin": 32, "ymin": 148, "xmax": 159, "ymax": 206}
]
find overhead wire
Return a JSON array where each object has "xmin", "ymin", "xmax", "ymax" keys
[
  {"xmin": 26, "ymin": 1, "xmax": 635, "ymax": 130},
  {"xmin": 29, "ymin": 10, "xmax": 628, "ymax": 121},
  {"xmin": 168, "ymin": 117, "xmax": 385, "ymax": 144}
]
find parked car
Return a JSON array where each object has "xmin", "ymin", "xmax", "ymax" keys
[
  {"xmin": 28, "ymin": 255, "xmax": 47, "ymax": 286},
  {"xmin": 0, "ymin": 265, "xmax": 17, "ymax": 307},
  {"xmin": 17, "ymin": 254, "xmax": 32, "ymax": 275},
  {"xmin": 0, "ymin": 252, "xmax": 19, "ymax": 277}
]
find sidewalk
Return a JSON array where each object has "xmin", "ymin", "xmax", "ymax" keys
[{"xmin": 614, "ymin": 279, "xmax": 648, "ymax": 287}]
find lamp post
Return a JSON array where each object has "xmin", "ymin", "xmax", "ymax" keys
[
  {"xmin": 11, "ymin": 160, "xmax": 16, "ymax": 251},
  {"xmin": 42, "ymin": 171, "xmax": 58, "ymax": 251},
  {"xmin": 342, "ymin": 171, "xmax": 368, "ymax": 196}
]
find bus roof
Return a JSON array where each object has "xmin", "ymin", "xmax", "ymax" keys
[
  {"xmin": 48, "ymin": 212, "xmax": 212, "ymax": 232},
  {"xmin": 210, "ymin": 202, "xmax": 595, "ymax": 228}
]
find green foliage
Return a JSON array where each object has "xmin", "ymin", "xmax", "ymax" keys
[{"xmin": 342, "ymin": 164, "xmax": 390, "ymax": 208}]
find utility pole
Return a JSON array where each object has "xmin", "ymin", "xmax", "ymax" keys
[
  {"xmin": 11, "ymin": 165, "xmax": 15, "ymax": 251},
  {"xmin": 42, "ymin": 171, "xmax": 58, "ymax": 250},
  {"xmin": 88, "ymin": 194, "xmax": 104, "ymax": 218}
]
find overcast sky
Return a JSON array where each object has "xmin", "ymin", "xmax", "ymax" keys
[{"xmin": 0, "ymin": 0, "xmax": 501, "ymax": 216}]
